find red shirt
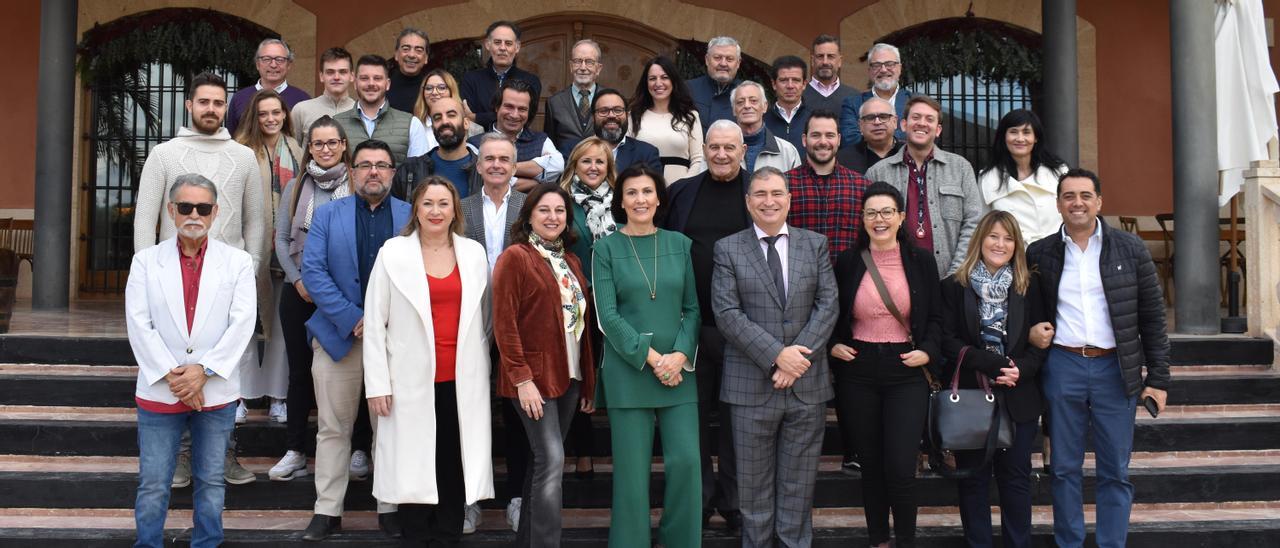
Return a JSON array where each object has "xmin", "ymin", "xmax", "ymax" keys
[
  {"xmin": 428, "ymin": 265, "xmax": 462, "ymax": 383},
  {"xmin": 903, "ymin": 148, "xmax": 936, "ymax": 252},
  {"xmin": 785, "ymin": 163, "xmax": 871, "ymax": 264}
]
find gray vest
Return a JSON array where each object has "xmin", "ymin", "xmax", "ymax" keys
[{"xmin": 335, "ymin": 104, "xmax": 414, "ymax": 164}]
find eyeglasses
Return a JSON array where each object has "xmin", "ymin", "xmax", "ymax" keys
[
  {"xmin": 353, "ymin": 162, "xmax": 395, "ymax": 172},
  {"xmin": 174, "ymin": 202, "xmax": 215, "ymax": 216},
  {"xmin": 859, "ymin": 113, "xmax": 895, "ymax": 124},
  {"xmin": 422, "ymin": 84, "xmax": 450, "ymax": 95},
  {"xmin": 257, "ymin": 55, "xmax": 290, "ymax": 65},
  {"xmin": 863, "ymin": 207, "xmax": 900, "ymax": 220},
  {"xmin": 594, "ymin": 107, "xmax": 626, "ymax": 117},
  {"xmin": 570, "ymin": 58, "xmax": 599, "ymax": 68},
  {"xmin": 869, "ymin": 61, "xmax": 900, "ymax": 71},
  {"xmin": 309, "ymin": 139, "xmax": 344, "ymax": 150}
]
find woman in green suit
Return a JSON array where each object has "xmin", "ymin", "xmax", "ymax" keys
[{"xmin": 593, "ymin": 164, "xmax": 702, "ymax": 547}]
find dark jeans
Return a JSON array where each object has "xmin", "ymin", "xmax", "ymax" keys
[
  {"xmin": 696, "ymin": 325, "xmax": 738, "ymax": 516},
  {"xmin": 494, "ymin": 345, "xmax": 530, "ymax": 501},
  {"xmin": 566, "ymin": 326, "xmax": 602, "ymax": 459},
  {"xmin": 837, "ymin": 340, "xmax": 929, "ymax": 546},
  {"xmin": 513, "ymin": 380, "xmax": 581, "ymax": 547},
  {"xmin": 399, "ymin": 382, "xmax": 465, "ymax": 547},
  {"xmin": 955, "ymin": 418, "xmax": 1038, "ymax": 548}
]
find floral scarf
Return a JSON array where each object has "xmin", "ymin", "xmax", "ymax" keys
[
  {"xmin": 969, "ymin": 262, "xmax": 1013, "ymax": 355},
  {"xmin": 570, "ymin": 175, "xmax": 616, "ymax": 242},
  {"xmin": 529, "ymin": 232, "xmax": 587, "ymax": 341}
]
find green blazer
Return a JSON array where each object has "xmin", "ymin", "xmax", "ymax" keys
[
  {"xmin": 591, "ymin": 229, "xmax": 700, "ymax": 408},
  {"xmin": 566, "ymin": 199, "xmax": 595, "ymax": 282}
]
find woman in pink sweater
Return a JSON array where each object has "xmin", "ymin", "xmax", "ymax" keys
[{"xmin": 829, "ymin": 182, "xmax": 943, "ymax": 548}]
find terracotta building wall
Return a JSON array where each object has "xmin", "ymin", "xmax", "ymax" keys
[{"xmin": 0, "ymin": 2, "xmax": 42, "ymax": 210}]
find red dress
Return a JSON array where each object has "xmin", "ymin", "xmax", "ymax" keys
[{"xmin": 427, "ymin": 265, "xmax": 462, "ymax": 383}]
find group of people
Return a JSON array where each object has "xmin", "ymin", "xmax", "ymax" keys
[{"xmin": 125, "ymin": 20, "xmax": 1171, "ymax": 548}]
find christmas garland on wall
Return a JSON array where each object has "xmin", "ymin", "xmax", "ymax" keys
[{"xmin": 883, "ymin": 18, "xmax": 1043, "ymax": 86}]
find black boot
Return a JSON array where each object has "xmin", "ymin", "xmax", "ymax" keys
[
  {"xmin": 379, "ymin": 511, "xmax": 404, "ymax": 538},
  {"xmin": 302, "ymin": 514, "xmax": 341, "ymax": 541}
]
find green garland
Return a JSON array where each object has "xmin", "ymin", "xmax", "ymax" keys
[{"xmin": 892, "ymin": 22, "xmax": 1042, "ymax": 86}]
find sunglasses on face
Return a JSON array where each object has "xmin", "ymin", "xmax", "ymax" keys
[{"xmin": 174, "ymin": 202, "xmax": 215, "ymax": 216}]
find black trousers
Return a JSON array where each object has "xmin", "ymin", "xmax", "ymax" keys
[
  {"xmin": 835, "ymin": 341, "xmax": 929, "ymax": 546},
  {"xmin": 279, "ymin": 282, "xmax": 316, "ymax": 452},
  {"xmin": 566, "ymin": 323, "xmax": 602, "ymax": 459},
  {"xmin": 696, "ymin": 326, "xmax": 738, "ymax": 516},
  {"xmin": 399, "ymin": 382, "xmax": 465, "ymax": 547},
  {"xmin": 955, "ymin": 418, "xmax": 1037, "ymax": 548},
  {"xmin": 493, "ymin": 345, "xmax": 530, "ymax": 500}
]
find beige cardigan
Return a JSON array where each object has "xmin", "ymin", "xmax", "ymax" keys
[{"xmin": 252, "ymin": 136, "xmax": 304, "ymax": 338}]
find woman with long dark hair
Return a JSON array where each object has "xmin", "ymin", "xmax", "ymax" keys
[
  {"xmin": 940, "ymin": 210, "xmax": 1046, "ymax": 548},
  {"xmin": 830, "ymin": 182, "xmax": 943, "ymax": 548},
  {"xmin": 268, "ymin": 115, "xmax": 349, "ymax": 481},
  {"xmin": 978, "ymin": 109, "xmax": 1067, "ymax": 244},
  {"xmin": 628, "ymin": 57, "xmax": 705, "ymax": 183}
]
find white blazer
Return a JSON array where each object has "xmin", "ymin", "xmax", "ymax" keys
[
  {"xmin": 126, "ymin": 237, "xmax": 258, "ymax": 408},
  {"xmin": 363, "ymin": 232, "xmax": 495, "ymax": 505}
]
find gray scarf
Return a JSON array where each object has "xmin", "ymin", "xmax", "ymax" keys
[
  {"xmin": 302, "ymin": 160, "xmax": 350, "ymax": 229},
  {"xmin": 570, "ymin": 176, "xmax": 616, "ymax": 242},
  {"xmin": 969, "ymin": 262, "xmax": 1013, "ymax": 355}
]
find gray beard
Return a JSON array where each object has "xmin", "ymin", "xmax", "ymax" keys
[{"xmin": 596, "ymin": 123, "xmax": 627, "ymax": 145}]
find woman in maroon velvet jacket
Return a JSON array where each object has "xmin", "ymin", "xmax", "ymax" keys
[{"xmin": 491, "ymin": 184, "xmax": 595, "ymax": 548}]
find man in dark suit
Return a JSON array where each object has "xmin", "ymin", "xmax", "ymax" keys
[
  {"xmin": 839, "ymin": 43, "xmax": 912, "ymax": 146},
  {"xmin": 562, "ymin": 88, "xmax": 661, "ymax": 174},
  {"xmin": 711, "ymin": 166, "xmax": 838, "ymax": 547},
  {"xmin": 459, "ymin": 21, "xmax": 543, "ymax": 130},
  {"xmin": 544, "ymin": 39, "xmax": 603, "ymax": 154},
  {"xmin": 687, "ymin": 36, "xmax": 743, "ymax": 130}
]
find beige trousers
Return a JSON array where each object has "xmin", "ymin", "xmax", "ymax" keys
[{"xmin": 311, "ymin": 339, "xmax": 397, "ymax": 516}]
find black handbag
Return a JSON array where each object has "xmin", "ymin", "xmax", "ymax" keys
[{"xmin": 927, "ymin": 345, "xmax": 1015, "ymax": 477}]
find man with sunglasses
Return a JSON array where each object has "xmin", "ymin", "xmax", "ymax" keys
[
  {"xmin": 128, "ymin": 175, "xmax": 258, "ymax": 548},
  {"xmin": 837, "ymin": 97, "xmax": 903, "ymax": 175},
  {"xmin": 838, "ymin": 42, "xmax": 911, "ymax": 146},
  {"xmin": 227, "ymin": 38, "xmax": 311, "ymax": 137},
  {"xmin": 300, "ymin": 139, "xmax": 410, "ymax": 541}
]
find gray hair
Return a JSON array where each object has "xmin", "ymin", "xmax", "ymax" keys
[
  {"xmin": 571, "ymin": 39, "xmax": 602, "ymax": 59},
  {"xmin": 707, "ymin": 36, "xmax": 741, "ymax": 57},
  {"xmin": 748, "ymin": 166, "xmax": 789, "ymax": 192},
  {"xmin": 729, "ymin": 80, "xmax": 767, "ymax": 107},
  {"xmin": 858, "ymin": 96, "xmax": 895, "ymax": 117},
  {"xmin": 866, "ymin": 42, "xmax": 900, "ymax": 62},
  {"xmin": 706, "ymin": 119, "xmax": 745, "ymax": 144},
  {"xmin": 397, "ymin": 28, "xmax": 430, "ymax": 49},
  {"xmin": 477, "ymin": 131, "xmax": 515, "ymax": 152},
  {"xmin": 168, "ymin": 173, "xmax": 218, "ymax": 202},
  {"xmin": 256, "ymin": 38, "xmax": 294, "ymax": 61}
]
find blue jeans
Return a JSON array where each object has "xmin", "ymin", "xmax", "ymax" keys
[
  {"xmin": 135, "ymin": 404, "xmax": 236, "ymax": 548},
  {"xmin": 1042, "ymin": 348, "xmax": 1137, "ymax": 548}
]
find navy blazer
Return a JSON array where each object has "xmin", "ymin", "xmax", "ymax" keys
[
  {"xmin": 687, "ymin": 74, "xmax": 740, "ymax": 131},
  {"xmin": 301, "ymin": 196, "xmax": 412, "ymax": 361},
  {"xmin": 559, "ymin": 136, "xmax": 662, "ymax": 175},
  {"xmin": 839, "ymin": 88, "xmax": 911, "ymax": 146}
]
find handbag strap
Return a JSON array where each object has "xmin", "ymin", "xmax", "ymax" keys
[
  {"xmin": 951, "ymin": 345, "xmax": 995, "ymax": 397},
  {"xmin": 861, "ymin": 249, "xmax": 939, "ymax": 391}
]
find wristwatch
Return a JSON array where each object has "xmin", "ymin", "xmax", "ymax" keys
[{"xmin": 203, "ymin": 367, "xmax": 216, "ymax": 377}]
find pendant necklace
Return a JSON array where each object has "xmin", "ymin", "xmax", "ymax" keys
[{"xmin": 625, "ymin": 230, "xmax": 658, "ymax": 300}]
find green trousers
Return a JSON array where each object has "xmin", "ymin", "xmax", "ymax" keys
[{"xmin": 607, "ymin": 403, "xmax": 702, "ymax": 548}]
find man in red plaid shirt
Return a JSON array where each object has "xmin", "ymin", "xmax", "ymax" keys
[{"xmin": 785, "ymin": 110, "xmax": 871, "ymax": 265}]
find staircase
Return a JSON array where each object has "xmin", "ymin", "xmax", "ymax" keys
[{"xmin": 1, "ymin": 335, "xmax": 1279, "ymax": 547}]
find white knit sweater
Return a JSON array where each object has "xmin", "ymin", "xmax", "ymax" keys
[{"xmin": 132, "ymin": 127, "xmax": 265, "ymax": 267}]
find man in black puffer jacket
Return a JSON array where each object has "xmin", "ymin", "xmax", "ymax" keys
[{"xmin": 1025, "ymin": 168, "xmax": 1169, "ymax": 548}]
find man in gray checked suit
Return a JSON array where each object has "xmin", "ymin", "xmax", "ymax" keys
[{"xmin": 711, "ymin": 166, "xmax": 838, "ymax": 548}]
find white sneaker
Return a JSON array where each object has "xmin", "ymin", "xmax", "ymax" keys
[
  {"xmin": 349, "ymin": 450, "xmax": 370, "ymax": 480},
  {"xmin": 505, "ymin": 497, "xmax": 522, "ymax": 532},
  {"xmin": 268, "ymin": 399, "xmax": 287, "ymax": 423},
  {"xmin": 235, "ymin": 401, "xmax": 247, "ymax": 424},
  {"xmin": 463, "ymin": 502, "xmax": 482, "ymax": 534},
  {"xmin": 269, "ymin": 450, "xmax": 309, "ymax": 481}
]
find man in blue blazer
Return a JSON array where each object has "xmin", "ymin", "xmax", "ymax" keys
[
  {"xmin": 839, "ymin": 43, "xmax": 911, "ymax": 146},
  {"xmin": 562, "ymin": 88, "xmax": 662, "ymax": 174},
  {"xmin": 300, "ymin": 139, "xmax": 411, "ymax": 541}
]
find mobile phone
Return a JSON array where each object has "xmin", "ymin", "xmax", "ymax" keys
[{"xmin": 1143, "ymin": 396, "xmax": 1160, "ymax": 418}]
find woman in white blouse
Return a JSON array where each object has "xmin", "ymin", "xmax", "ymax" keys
[
  {"xmin": 978, "ymin": 109, "xmax": 1067, "ymax": 244},
  {"xmin": 628, "ymin": 56, "xmax": 705, "ymax": 183}
]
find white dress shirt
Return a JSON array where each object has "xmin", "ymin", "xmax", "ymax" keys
[
  {"xmin": 532, "ymin": 133, "xmax": 565, "ymax": 182},
  {"xmin": 358, "ymin": 100, "xmax": 437, "ymax": 156},
  {"xmin": 754, "ymin": 223, "xmax": 790, "ymax": 294},
  {"xmin": 979, "ymin": 164, "xmax": 1066, "ymax": 244},
  {"xmin": 1053, "ymin": 221, "xmax": 1116, "ymax": 348},
  {"xmin": 481, "ymin": 187, "xmax": 512, "ymax": 271}
]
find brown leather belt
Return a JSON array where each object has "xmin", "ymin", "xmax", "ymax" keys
[{"xmin": 1054, "ymin": 344, "xmax": 1116, "ymax": 358}]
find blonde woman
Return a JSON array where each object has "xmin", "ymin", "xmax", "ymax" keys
[{"xmin": 413, "ymin": 68, "xmax": 485, "ymax": 139}]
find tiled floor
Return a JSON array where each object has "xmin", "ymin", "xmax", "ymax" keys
[{"xmin": 4, "ymin": 299, "xmax": 125, "ymax": 338}]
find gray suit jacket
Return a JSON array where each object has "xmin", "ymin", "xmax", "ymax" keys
[
  {"xmin": 543, "ymin": 87, "xmax": 595, "ymax": 154},
  {"xmin": 865, "ymin": 146, "xmax": 983, "ymax": 277},
  {"xmin": 712, "ymin": 226, "xmax": 838, "ymax": 406},
  {"xmin": 461, "ymin": 188, "xmax": 526, "ymax": 256}
]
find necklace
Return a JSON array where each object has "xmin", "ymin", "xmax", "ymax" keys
[{"xmin": 624, "ymin": 230, "xmax": 658, "ymax": 300}]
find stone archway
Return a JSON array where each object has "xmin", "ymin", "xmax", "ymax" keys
[{"xmin": 839, "ymin": 0, "xmax": 1099, "ymax": 170}]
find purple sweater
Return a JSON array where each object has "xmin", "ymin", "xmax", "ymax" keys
[{"xmin": 225, "ymin": 83, "xmax": 311, "ymax": 137}]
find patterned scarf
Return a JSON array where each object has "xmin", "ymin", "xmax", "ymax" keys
[
  {"xmin": 529, "ymin": 232, "xmax": 587, "ymax": 341},
  {"xmin": 969, "ymin": 262, "xmax": 1013, "ymax": 355},
  {"xmin": 570, "ymin": 175, "xmax": 616, "ymax": 242},
  {"xmin": 302, "ymin": 160, "xmax": 350, "ymax": 230}
]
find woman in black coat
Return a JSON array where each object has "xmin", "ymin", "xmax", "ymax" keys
[{"xmin": 940, "ymin": 210, "xmax": 1045, "ymax": 548}]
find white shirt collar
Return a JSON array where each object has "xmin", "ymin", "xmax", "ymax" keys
[
  {"xmin": 753, "ymin": 223, "xmax": 790, "ymax": 240},
  {"xmin": 255, "ymin": 80, "xmax": 289, "ymax": 94},
  {"xmin": 1059, "ymin": 219, "xmax": 1103, "ymax": 244}
]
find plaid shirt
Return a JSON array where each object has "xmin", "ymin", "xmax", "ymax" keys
[{"xmin": 785, "ymin": 163, "xmax": 871, "ymax": 264}]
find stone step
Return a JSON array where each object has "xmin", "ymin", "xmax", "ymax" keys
[
  {"xmin": 1, "ymin": 503, "xmax": 1278, "ymax": 547},
  {"xmin": 2, "ymin": 403, "xmax": 1278, "ymax": 457}
]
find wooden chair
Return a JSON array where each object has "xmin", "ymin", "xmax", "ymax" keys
[
  {"xmin": 0, "ymin": 219, "xmax": 33, "ymax": 269},
  {"xmin": 1118, "ymin": 216, "xmax": 1139, "ymax": 234},
  {"xmin": 1154, "ymin": 213, "xmax": 1175, "ymax": 303}
]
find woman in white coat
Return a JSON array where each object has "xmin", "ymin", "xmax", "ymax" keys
[{"xmin": 363, "ymin": 175, "xmax": 494, "ymax": 546}]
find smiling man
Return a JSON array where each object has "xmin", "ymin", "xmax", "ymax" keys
[
  {"xmin": 732, "ymin": 81, "xmax": 800, "ymax": 175},
  {"xmin": 836, "ymin": 96, "xmax": 902, "ymax": 175},
  {"xmin": 227, "ymin": 38, "xmax": 311, "ymax": 137},
  {"xmin": 687, "ymin": 36, "xmax": 744, "ymax": 131},
  {"xmin": 291, "ymin": 48, "xmax": 356, "ymax": 143},
  {"xmin": 334, "ymin": 54, "xmax": 434, "ymax": 164},
  {"xmin": 839, "ymin": 42, "xmax": 911, "ymax": 146},
  {"xmin": 467, "ymin": 79, "xmax": 563, "ymax": 192},
  {"xmin": 580, "ymin": 88, "xmax": 661, "ymax": 174},
  {"xmin": 461, "ymin": 21, "xmax": 543, "ymax": 130},
  {"xmin": 803, "ymin": 35, "xmax": 857, "ymax": 115},
  {"xmin": 387, "ymin": 29, "xmax": 430, "ymax": 112},
  {"xmin": 544, "ymin": 39, "xmax": 604, "ymax": 153},
  {"xmin": 865, "ymin": 95, "xmax": 982, "ymax": 277}
]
